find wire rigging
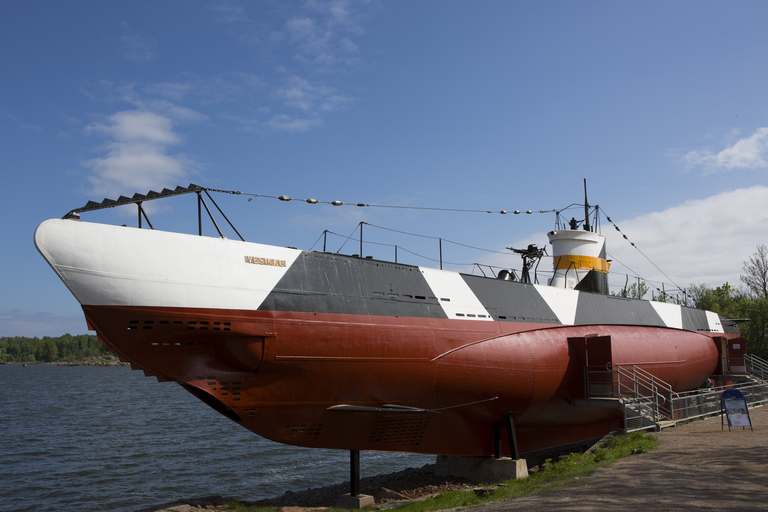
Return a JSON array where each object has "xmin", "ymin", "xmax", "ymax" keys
[
  {"xmin": 600, "ymin": 209, "xmax": 685, "ymax": 296},
  {"xmin": 204, "ymin": 186, "xmax": 688, "ymax": 300},
  {"xmin": 234, "ymin": 189, "xmax": 556, "ymax": 215},
  {"xmin": 362, "ymin": 223, "xmax": 514, "ymax": 256}
]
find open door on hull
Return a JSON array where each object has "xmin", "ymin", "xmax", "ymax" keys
[{"xmin": 568, "ymin": 335, "xmax": 613, "ymax": 399}]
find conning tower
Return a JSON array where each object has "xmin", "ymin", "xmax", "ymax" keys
[{"xmin": 547, "ymin": 225, "xmax": 610, "ymax": 293}]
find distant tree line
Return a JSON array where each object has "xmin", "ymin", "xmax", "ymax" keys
[{"xmin": 0, "ymin": 334, "xmax": 108, "ymax": 363}]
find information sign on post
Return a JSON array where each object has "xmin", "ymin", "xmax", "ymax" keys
[{"xmin": 721, "ymin": 388, "xmax": 753, "ymax": 431}]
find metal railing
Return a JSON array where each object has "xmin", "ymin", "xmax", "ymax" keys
[
  {"xmin": 585, "ymin": 364, "xmax": 676, "ymax": 431},
  {"xmin": 746, "ymin": 353, "xmax": 768, "ymax": 381},
  {"xmin": 624, "ymin": 397, "xmax": 663, "ymax": 432},
  {"xmin": 583, "ymin": 356, "xmax": 768, "ymax": 432},
  {"xmin": 671, "ymin": 380, "xmax": 768, "ymax": 425}
]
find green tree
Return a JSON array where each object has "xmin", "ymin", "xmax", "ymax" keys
[
  {"xmin": 741, "ymin": 244, "xmax": 768, "ymax": 299},
  {"xmin": 612, "ymin": 281, "xmax": 649, "ymax": 299},
  {"xmin": 688, "ymin": 282, "xmax": 768, "ymax": 359},
  {"xmin": 688, "ymin": 283, "xmax": 744, "ymax": 316},
  {"xmin": 43, "ymin": 340, "xmax": 59, "ymax": 362}
]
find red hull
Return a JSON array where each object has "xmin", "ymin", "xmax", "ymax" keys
[{"xmin": 84, "ymin": 304, "xmax": 722, "ymax": 456}]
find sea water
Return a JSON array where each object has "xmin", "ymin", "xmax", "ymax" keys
[{"xmin": 0, "ymin": 365, "xmax": 434, "ymax": 512}]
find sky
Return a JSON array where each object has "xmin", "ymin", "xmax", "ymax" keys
[{"xmin": 2, "ymin": 0, "xmax": 768, "ymax": 337}]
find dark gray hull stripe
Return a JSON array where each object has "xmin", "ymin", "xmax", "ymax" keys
[{"xmin": 260, "ymin": 251, "xmax": 730, "ymax": 334}]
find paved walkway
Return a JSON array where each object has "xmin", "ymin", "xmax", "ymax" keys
[{"xmin": 479, "ymin": 405, "xmax": 768, "ymax": 511}]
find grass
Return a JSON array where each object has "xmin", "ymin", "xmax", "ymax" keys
[{"xmin": 225, "ymin": 431, "xmax": 659, "ymax": 512}]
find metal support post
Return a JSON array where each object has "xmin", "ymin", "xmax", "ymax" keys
[
  {"xmin": 197, "ymin": 193, "xmax": 202, "ymax": 236},
  {"xmin": 493, "ymin": 413, "xmax": 519, "ymax": 459},
  {"xmin": 137, "ymin": 203, "xmax": 153, "ymax": 230},
  {"xmin": 197, "ymin": 193, "xmax": 223, "ymax": 237},
  {"xmin": 505, "ymin": 413, "xmax": 520, "ymax": 460},
  {"xmin": 439, "ymin": 238, "xmax": 443, "ymax": 270},
  {"xmin": 350, "ymin": 450, "xmax": 360, "ymax": 497}
]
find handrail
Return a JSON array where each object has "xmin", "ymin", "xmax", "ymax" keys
[
  {"xmin": 615, "ymin": 364, "xmax": 676, "ymax": 421},
  {"xmin": 746, "ymin": 353, "xmax": 768, "ymax": 381},
  {"xmin": 584, "ymin": 364, "xmax": 677, "ymax": 427},
  {"xmin": 584, "ymin": 354, "xmax": 768, "ymax": 433}
]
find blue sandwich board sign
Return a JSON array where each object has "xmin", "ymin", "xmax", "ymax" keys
[{"xmin": 721, "ymin": 388, "xmax": 753, "ymax": 431}]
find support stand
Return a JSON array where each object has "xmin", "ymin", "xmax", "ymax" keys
[
  {"xmin": 437, "ymin": 413, "xmax": 528, "ymax": 483},
  {"xmin": 493, "ymin": 413, "xmax": 519, "ymax": 459},
  {"xmin": 336, "ymin": 450, "xmax": 375, "ymax": 509},
  {"xmin": 504, "ymin": 413, "xmax": 520, "ymax": 460}
]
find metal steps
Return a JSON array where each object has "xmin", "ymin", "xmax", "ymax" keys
[{"xmin": 575, "ymin": 354, "xmax": 768, "ymax": 433}]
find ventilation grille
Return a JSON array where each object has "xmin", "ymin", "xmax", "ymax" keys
[
  {"xmin": 287, "ymin": 423, "xmax": 323, "ymax": 439},
  {"xmin": 127, "ymin": 319, "xmax": 232, "ymax": 331},
  {"xmin": 193, "ymin": 378, "xmax": 242, "ymax": 402},
  {"xmin": 368, "ymin": 417, "xmax": 430, "ymax": 447}
]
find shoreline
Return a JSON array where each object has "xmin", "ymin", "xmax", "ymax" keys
[
  {"xmin": 141, "ymin": 406, "xmax": 768, "ymax": 511},
  {"xmin": 140, "ymin": 438, "xmax": 605, "ymax": 511},
  {"xmin": 1, "ymin": 358, "xmax": 129, "ymax": 366}
]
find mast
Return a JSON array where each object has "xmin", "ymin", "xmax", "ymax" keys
[{"xmin": 583, "ymin": 178, "xmax": 591, "ymax": 232}]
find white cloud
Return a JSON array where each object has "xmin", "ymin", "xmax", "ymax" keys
[
  {"xmin": 2, "ymin": 110, "xmax": 43, "ymax": 131},
  {"xmin": 138, "ymin": 73, "xmax": 266, "ymax": 106},
  {"xmin": 209, "ymin": 3, "xmax": 249, "ymax": 24},
  {"xmin": 132, "ymin": 99, "xmax": 209, "ymax": 123},
  {"xmin": 181, "ymin": 2, "xmax": 370, "ymax": 134},
  {"xmin": 683, "ymin": 126, "xmax": 768, "ymax": 171},
  {"xmin": 603, "ymin": 186, "xmax": 768, "ymax": 292},
  {"xmin": 83, "ymin": 110, "xmax": 197, "ymax": 197},
  {"xmin": 287, "ymin": 16, "xmax": 320, "ymax": 44},
  {"xmin": 307, "ymin": 0, "xmax": 365, "ymax": 35},
  {"xmin": 120, "ymin": 27, "xmax": 157, "ymax": 62},
  {"xmin": 141, "ymin": 81, "xmax": 194, "ymax": 102},
  {"xmin": 208, "ymin": 2, "xmax": 263, "ymax": 46},
  {"xmin": 281, "ymin": 1, "xmax": 366, "ymax": 72},
  {"xmin": 264, "ymin": 113, "xmax": 323, "ymax": 133},
  {"xmin": 276, "ymin": 75, "xmax": 328, "ymax": 110},
  {"xmin": 274, "ymin": 75, "xmax": 352, "ymax": 113},
  {"xmin": 87, "ymin": 110, "xmax": 180, "ymax": 144},
  {"xmin": 490, "ymin": 187, "xmax": 768, "ymax": 298},
  {"xmin": 338, "ymin": 37, "xmax": 360, "ymax": 54},
  {"xmin": 319, "ymin": 93, "xmax": 354, "ymax": 112},
  {"xmin": 81, "ymin": 3, "xmax": 370, "ymax": 143}
]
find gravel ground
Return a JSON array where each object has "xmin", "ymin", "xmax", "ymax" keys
[{"xmin": 144, "ymin": 405, "xmax": 768, "ymax": 512}]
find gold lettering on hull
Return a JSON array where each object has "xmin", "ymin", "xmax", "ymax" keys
[{"xmin": 244, "ymin": 255, "xmax": 287, "ymax": 267}]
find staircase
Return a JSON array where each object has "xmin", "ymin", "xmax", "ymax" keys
[
  {"xmin": 746, "ymin": 353, "xmax": 768, "ymax": 381},
  {"xmin": 577, "ymin": 354, "xmax": 768, "ymax": 433},
  {"xmin": 579, "ymin": 364, "xmax": 677, "ymax": 432}
]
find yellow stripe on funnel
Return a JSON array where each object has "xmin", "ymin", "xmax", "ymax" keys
[{"xmin": 553, "ymin": 255, "xmax": 610, "ymax": 273}]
